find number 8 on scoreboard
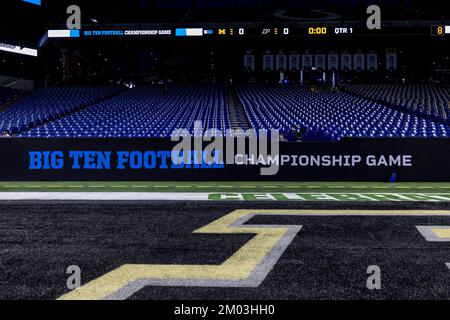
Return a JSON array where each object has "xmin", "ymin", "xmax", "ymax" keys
[{"xmin": 431, "ymin": 25, "xmax": 449, "ymax": 36}]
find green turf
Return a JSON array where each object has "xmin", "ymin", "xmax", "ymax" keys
[{"xmin": 0, "ymin": 181, "xmax": 449, "ymax": 193}]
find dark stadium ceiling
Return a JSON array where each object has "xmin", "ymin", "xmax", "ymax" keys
[{"xmin": 0, "ymin": 0, "xmax": 449, "ymax": 47}]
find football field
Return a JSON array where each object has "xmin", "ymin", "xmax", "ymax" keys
[
  {"xmin": 0, "ymin": 181, "xmax": 449, "ymax": 202},
  {"xmin": 0, "ymin": 182, "xmax": 449, "ymax": 300}
]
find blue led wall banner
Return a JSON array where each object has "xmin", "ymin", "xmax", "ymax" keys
[
  {"xmin": 22, "ymin": 0, "xmax": 42, "ymax": 6},
  {"xmin": 0, "ymin": 138, "xmax": 448, "ymax": 182}
]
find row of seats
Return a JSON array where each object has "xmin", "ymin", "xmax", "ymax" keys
[
  {"xmin": 8, "ymin": 84, "xmax": 450, "ymax": 140},
  {"xmin": 21, "ymin": 86, "xmax": 231, "ymax": 138},
  {"xmin": 0, "ymin": 86, "xmax": 121, "ymax": 134},
  {"xmin": 343, "ymin": 84, "xmax": 450, "ymax": 123},
  {"xmin": 237, "ymin": 85, "xmax": 450, "ymax": 141}
]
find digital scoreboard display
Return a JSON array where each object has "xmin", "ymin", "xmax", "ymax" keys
[
  {"xmin": 431, "ymin": 25, "xmax": 450, "ymax": 36},
  {"xmin": 46, "ymin": 25, "xmax": 441, "ymax": 40},
  {"xmin": 306, "ymin": 27, "xmax": 355, "ymax": 35},
  {"xmin": 47, "ymin": 26, "xmax": 359, "ymax": 39}
]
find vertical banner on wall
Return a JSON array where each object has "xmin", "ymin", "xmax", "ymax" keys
[
  {"xmin": 386, "ymin": 49, "xmax": 398, "ymax": 71},
  {"xmin": 244, "ymin": 54, "xmax": 255, "ymax": 71},
  {"xmin": 367, "ymin": 53, "xmax": 378, "ymax": 70},
  {"xmin": 315, "ymin": 54, "xmax": 326, "ymax": 70},
  {"xmin": 302, "ymin": 54, "xmax": 313, "ymax": 70},
  {"xmin": 276, "ymin": 54, "xmax": 287, "ymax": 71},
  {"xmin": 289, "ymin": 54, "xmax": 300, "ymax": 71},
  {"xmin": 263, "ymin": 54, "xmax": 274, "ymax": 71},
  {"xmin": 354, "ymin": 53, "xmax": 365, "ymax": 70},
  {"xmin": 328, "ymin": 54, "xmax": 339, "ymax": 70},
  {"xmin": 341, "ymin": 53, "xmax": 352, "ymax": 70}
]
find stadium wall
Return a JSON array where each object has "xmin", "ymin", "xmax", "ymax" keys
[{"xmin": 0, "ymin": 138, "xmax": 449, "ymax": 182}]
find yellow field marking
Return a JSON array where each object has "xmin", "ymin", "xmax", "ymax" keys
[
  {"xmin": 432, "ymin": 228, "xmax": 450, "ymax": 239},
  {"xmin": 58, "ymin": 209, "xmax": 450, "ymax": 300}
]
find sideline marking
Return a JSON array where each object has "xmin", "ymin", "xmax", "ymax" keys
[
  {"xmin": 58, "ymin": 210, "xmax": 450, "ymax": 300},
  {"xmin": 0, "ymin": 192, "xmax": 449, "ymax": 201},
  {"xmin": 2, "ymin": 184, "xmax": 450, "ymax": 191}
]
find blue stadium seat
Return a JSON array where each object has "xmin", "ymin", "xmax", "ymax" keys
[
  {"xmin": 343, "ymin": 84, "xmax": 450, "ymax": 123},
  {"xmin": 236, "ymin": 85, "xmax": 450, "ymax": 141},
  {"xmin": 20, "ymin": 85, "xmax": 231, "ymax": 138},
  {"xmin": 11, "ymin": 84, "xmax": 450, "ymax": 140},
  {"xmin": 1, "ymin": 86, "xmax": 120, "ymax": 134}
]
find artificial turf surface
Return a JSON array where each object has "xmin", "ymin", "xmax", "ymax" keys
[
  {"xmin": 0, "ymin": 200, "xmax": 449, "ymax": 300},
  {"xmin": 0, "ymin": 181, "xmax": 449, "ymax": 193}
]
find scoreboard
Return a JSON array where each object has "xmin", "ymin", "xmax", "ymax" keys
[
  {"xmin": 46, "ymin": 25, "xmax": 449, "ymax": 40},
  {"xmin": 48, "ymin": 26, "xmax": 356, "ymax": 39},
  {"xmin": 431, "ymin": 25, "xmax": 450, "ymax": 36}
]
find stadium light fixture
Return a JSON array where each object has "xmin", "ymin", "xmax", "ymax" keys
[{"xmin": 0, "ymin": 42, "xmax": 38, "ymax": 57}]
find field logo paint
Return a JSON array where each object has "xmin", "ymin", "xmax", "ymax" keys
[
  {"xmin": 59, "ymin": 209, "xmax": 303, "ymax": 300},
  {"xmin": 208, "ymin": 193, "xmax": 450, "ymax": 202},
  {"xmin": 58, "ymin": 210, "xmax": 450, "ymax": 300},
  {"xmin": 416, "ymin": 226, "xmax": 450, "ymax": 271}
]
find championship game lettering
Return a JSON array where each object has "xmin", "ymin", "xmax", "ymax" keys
[{"xmin": 28, "ymin": 150, "xmax": 413, "ymax": 171}]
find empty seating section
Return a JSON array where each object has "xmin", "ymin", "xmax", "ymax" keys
[
  {"xmin": 0, "ymin": 87, "xmax": 16, "ymax": 106},
  {"xmin": 344, "ymin": 84, "xmax": 450, "ymax": 123},
  {"xmin": 0, "ymin": 86, "xmax": 120, "ymax": 134},
  {"xmin": 21, "ymin": 86, "xmax": 230, "ymax": 138},
  {"xmin": 237, "ymin": 85, "xmax": 450, "ymax": 140},
  {"xmin": 8, "ymin": 84, "xmax": 450, "ymax": 140}
]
